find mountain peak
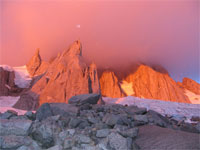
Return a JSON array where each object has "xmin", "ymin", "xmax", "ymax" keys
[
  {"xmin": 65, "ymin": 40, "xmax": 82, "ymax": 56},
  {"xmin": 26, "ymin": 48, "xmax": 42, "ymax": 76}
]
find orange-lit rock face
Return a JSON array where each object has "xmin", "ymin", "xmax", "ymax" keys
[
  {"xmin": 99, "ymin": 71, "xmax": 125, "ymax": 98},
  {"xmin": 120, "ymin": 80, "xmax": 134, "ymax": 96},
  {"xmin": 125, "ymin": 65, "xmax": 190, "ymax": 103},
  {"xmin": 30, "ymin": 40, "xmax": 101, "ymax": 105},
  {"xmin": 26, "ymin": 49, "xmax": 49, "ymax": 77},
  {"xmin": 181, "ymin": 78, "xmax": 200, "ymax": 95}
]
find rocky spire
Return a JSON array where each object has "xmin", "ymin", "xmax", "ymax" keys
[
  {"xmin": 26, "ymin": 40, "xmax": 101, "ymax": 106},
  {"xmin": 26, "ymin": 48, "xmax": 42, "ymax": 76},
  {"xmin": 65, "ymin": 40, "xmax": 82, "ymax": 56}
]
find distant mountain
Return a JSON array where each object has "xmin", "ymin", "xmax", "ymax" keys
[
  {"xmin": 99, "ymin": 64, "xmax": 196, "ymax": 103},
  {"xmin": 14, "ymin": 40, "xmax": 102, "ymax": 110},
  {"xmin": 0, "ymin": 40, "xmax": 199, "ymax": 111}
]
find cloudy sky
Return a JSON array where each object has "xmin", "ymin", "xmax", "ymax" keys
[{"xmin": 0, "ymin": 0, "xmax": 199, "ymax": 82}]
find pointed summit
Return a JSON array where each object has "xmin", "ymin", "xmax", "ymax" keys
[
  {"xmin": 26, "ymin": 48, "xmax": 42, "ymax": 76},
  {"xmin": 66, "ymin": 40, "xmax": 82, "ymax": 56}
]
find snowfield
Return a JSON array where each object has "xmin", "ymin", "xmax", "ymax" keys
[{"xmin": 103, "ymin": 96, "xmax": 200, "ymax": 123}]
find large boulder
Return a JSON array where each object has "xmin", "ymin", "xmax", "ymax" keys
[
  {"xmin": 136, "ymin": 125, "xmax": 200, "ymax": 150},
  {"xmin": 35, "ymin": 103, "xmax": 53, "ymax": 121},
  {"xmin": 0, "ymin": 119, "xmax": 32, "ymax": 136},
  {"xmin": 29, "ymin": 40, "xmax": 101, "ymax": 106},
  {"xmin": 68, "ymin": 93, "xmax": 101, "ymax": 105}
]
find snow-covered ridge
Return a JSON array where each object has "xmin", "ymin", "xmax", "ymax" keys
[
  {"xmin": 0, "ymin": 65, "xmax": 32, "ymax": 88},
  {"xmin": 103, "ymin": 96, "xmax": 200, "ymax": 123}
]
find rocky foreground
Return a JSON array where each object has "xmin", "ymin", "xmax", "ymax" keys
[{"xmin": 0, "ymin": 94, "xmax": 199, "ymax": 150}]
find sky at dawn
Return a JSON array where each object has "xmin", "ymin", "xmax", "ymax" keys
[{"xmin": 0, "ymin": 0, "xmax": 199, "ymax": 82}]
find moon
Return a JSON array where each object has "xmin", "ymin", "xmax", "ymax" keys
[{"xmin": 76, "ymin": 24, "xmax": 81, "ymax": 28}]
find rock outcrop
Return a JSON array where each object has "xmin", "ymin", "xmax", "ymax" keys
[
  {"xmin": 26, "ymin": 49, "xmax": 49, "ymax": 77},
  {"xmin": 0, "ymin": 67, "xmax": 15, "ymax": 96},
  {"xmin": 125, "ymin": 65, "xmax": 190, "ymax": 103},
  {"xmin": 26, "ymin": 49, "xmax": 42, "ymax": 76},
  {"xmin": 181, "ymin": 77, "xmax": 200, "ymax": 95},
  {"xmin": 0, "ymin": 67, "xmax": 22, "ymax": 96},
  {"xmin": 99, "ymin": 71, "xmax": 125, "ymax": 98},
  {"xmin": 26, "ymin": 40, "xmax": 101, "ymax": 106}
]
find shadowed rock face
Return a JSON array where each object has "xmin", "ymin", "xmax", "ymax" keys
[
  {"xmin": 181, "ymin": 77, "xmax": 200, "ymax": 95},
  {"xmin": 125, "ymin": 65, "xmax": 190, "ymax": 103},
  {"xmin": 0, "ymin": 67, "xmax": 22, "ymax": 96},
  {"xmin": 99, "ymin": 71, "xmax": 125, "ymax": 98},
  {"xmin": 29, "ymin": 40, "xmax": 101, "ymax": 106},
  {"xmin": 0, "ymin": 67, "xmax": 15, "ymax": 96}
]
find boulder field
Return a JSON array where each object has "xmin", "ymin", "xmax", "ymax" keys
[{"xmin": 0, "ymin": 94, "xmax": 199, "ymax": 150}]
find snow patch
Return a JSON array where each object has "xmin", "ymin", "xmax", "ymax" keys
[
  {"xmin": 120, "ymin": 80, "xmax": 134, "ymax": 95},
  {"xmin": 103, "ymin": 96, "xmax": 200, "ymax": 123},
  {"xmin": 184, "ymin": 89, "xmax": 200, "ymax": 104},
  {"xmin": 13, "ymin": 66, "xmax": 32, "ymax": 88},
  {"xmin": 0, "ymin": 96, "xmax": 20, "ymax": 107}
]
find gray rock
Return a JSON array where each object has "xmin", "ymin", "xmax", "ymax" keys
[
  {"xmin": 78, "ymin": 120, "xmax": 90, "ymax": 129},
  {"xmin": 10, "ymin": 115, "xmax": 29, "ymax": 120},
  {"xmin": 63, "ymin": 139, "xmax": 74, "ymax": 149},
  {"xmin": 87, "ymin": 117, "xmax": 99, "ymax": 124},
  {"xmin": 36, "ymin": 103, "xmax": 53, "ymax": 121},
  {"xmin": 147, "ymin": 110, "xmax": 170, "ymax": 127},
  {"xmin": 94, "ymin": 123, "xmax": 109, "ymax": 130},
  {"xmin": 126, "ymin": 137, "xmax": 133, "ymax": 150},
  {"xmin": 25, "ymin": 111, "xmax": 36, "ymax": 120},
  {"xmin": 49, "ymin": 103, "xmax": 79, "ymax": 117},
  {"xmin": 195, "ymin": 122, "xmax": 200, "ymax": 133},
  {"xmin": 171, "ymin": 114, "xmax": 186, "ymax": 122},
  {"xmin": 133, "ymin": 115, "xmax": 148, "ymax": 123},
  {"xmin": 96, "ymin": 129, "xmax": 110, "ymax": 138},
  {"xmin": 118, "ymin": 128, "xmax": 139, "ymax": 138},
  {"xmin": 0, "ymin": 110, "xmax": 17, "ymax": 119},
  {"xmin": 46, "ymin": 145, "xmax": 63, "ymax": 150},
  {"xmin": 103, "ymin": 114, "xmax": 122, "ymax": 126},
  {"xmin": 68, "ymin": 93, "xmax": 101, "ymax": 105},
  {"xmin": 126, "ymin": 106, "xmax": 147, "ymax": 115},
  {"xmin": 0, "ymin": 119, "xmax": 32, "ymax": 136},
  {"xmin": 69, "ymin": 118, "xmax": 82, "ymax": 128},
  {"xmin": 0, "ymin": 135, "xmax": 30, "ymax": 150},
  {"xmin": 76, "ymin": 135, "xmax": 92, "ymax": 144},
  {"xmin": 108, "ymin": 132, "xmax": 128, "ymax": 150},
  {"xmin": 132, "ymin": 142, "xmax": 140, "ymax": 150},
  {"xmin": 58, "ymin": 129, "xmax": 75, "ymax": 141},
  {"xmin": 16, "ymin": 140, "xmax": 42, "ymax": 150},
  {"xmin": 30, "ymin": 121, "xmax": 62, "ymax": 148},
  {"xmin": 179, "ymin": 122, "xmax": 200, "ymax": 133},
  {"xmin": 81, "ymin": 144, "xmax": 96, "ymax": 150}
]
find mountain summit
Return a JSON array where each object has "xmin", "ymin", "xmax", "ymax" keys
[{"xmin": 15, "ymin": 40, "xmax": 101, "ymax": 109}]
